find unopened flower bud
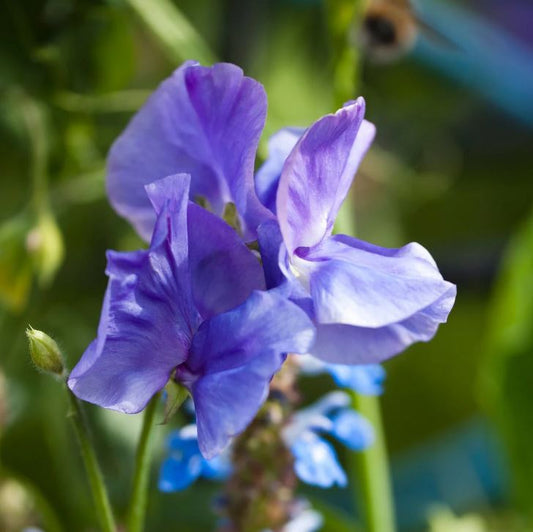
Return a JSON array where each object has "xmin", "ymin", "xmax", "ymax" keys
[{"xmin": 26, "ymin": 327, "xmax": 64, "ymax": 376}]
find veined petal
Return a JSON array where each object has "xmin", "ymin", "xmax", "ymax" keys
[
  {"xmin": 276, "ymin": 99, "xmax": 375, "ymax": 253},
  {"xmin": 68, "ymin": 176, "xmax": 200, "ymax": 413},
  {"xmin": 255, "ymin": 127, "xmax": 304, "ymax": 214},
  {"xmin": 182, "ymin": 291, "xmax": 315, "ymax": 458},
  {"xmin": 187, "ymin": 203, "xmax": 265, "ymax": 319},
  {"xmin": 308, "ymin": 288, "xmax": 457, "ymax": 364},
  {"xmin": 305, "ymin": 236, "xmax": 456, "ymax": 328},
  {"xmin": 107, "ymin": 62, "xmax": 272, "ymax": 241}
]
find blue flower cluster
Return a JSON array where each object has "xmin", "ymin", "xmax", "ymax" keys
[
  {"xmin": 68, "ymin": 61, "xmax": 455, "ymax": 460},
  {"xmin": 158, "ymin": 357, "xmax": 383, "ymax": 492}
]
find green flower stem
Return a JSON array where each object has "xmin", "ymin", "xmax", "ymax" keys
[
  {"xmin": 66, "ymin": 390, "xmax": 117, "ymax": 532},
  {"xmin": 351, "ymin": 392, "xmax": 396, "ymax": 532},
  {"xmin": 127, "ymin": 394, "xmax": 160, "ymax": 532}
]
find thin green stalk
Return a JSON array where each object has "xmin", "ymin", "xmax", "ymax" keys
[
  {"xmin": 351, "ymin": 392, "xmax": 396, "ymax": 532},
  {"xmin": 67, "ymin": 390, "xmax": 117, "ymax": 532},
  {"xmin": 127, "ymin": 394, "xmax": 160, "ymax": 532}
]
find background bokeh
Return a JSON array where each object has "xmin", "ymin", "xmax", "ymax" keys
[{"xmin": 1, "ymin": 0, "xmax": 532, "ymax": 530}]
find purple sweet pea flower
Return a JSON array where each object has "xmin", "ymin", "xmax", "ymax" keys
[
  {"xmin": 258, "ymin": 98, "xmax": 456, "ymax": 364},
  {"xmin": 68, "ymin": 174, "xmax": 315, "ymax": 458},
  {"xmin": 103, "ymin": 59, "xmax": 454, "ymax": 373},
  {"xmin": 106, "ymin": 61, "xmax": 273, "ymax": 242}
]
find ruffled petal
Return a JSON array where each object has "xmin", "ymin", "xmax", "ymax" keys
[
  {"xmin": 308, "ymin": 289, "xmax": 457, "ymax": 364},
  {"xmin": 68, "ymin": 175, "xmax": 200, "ymax": 413},
  {"xmin": 255, "ymin": 127, "xmax": 304, "ymax": 214},
  {"xmin": 304, "ymin": 236, "xmax": 456, "ymax": 328},
  {"xmin": 187, "ymin": 203, "xmax": 265, "ymax": 319},
  {"xmin": 182, "ymin": 291, "xmax": 315, "ymax": 458},
  {"xmin": 276, "ymin": 99, "xmax": 375, "ymax": 253},
  {"xmin": 107, "ymin": 62, "xmax": 272, "ymax": 241}
]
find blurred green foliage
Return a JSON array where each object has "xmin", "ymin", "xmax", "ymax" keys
[
  {"xmin": 480, "ymin": 206, "xmax": 533, "ymax": 523},
  {"xmin": 0, "ymin": 0, "xmax": 532, "ymax": 530}
]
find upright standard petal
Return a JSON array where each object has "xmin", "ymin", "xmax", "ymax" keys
[
  {"xmin": 107, "ymin": 62, "xmax": 272, "ymax": 241},
  {"xmin": 276, "ymin": 99, "xmax": 375, "ymax": 253},
  {"xmin": 179, "ymin": 291, "xmax": 315, "ymax": 458},
  {"xmin": 68, "ymin": 175, "xmax": 200, "ymax": 413}
]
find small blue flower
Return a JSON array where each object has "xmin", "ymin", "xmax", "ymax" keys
[
  {"xmin": 291, "ymin": 432, "xmax": 347, "ymax": 488},
  {"xmin": 159, "ymin": 425, "xmax": 231, "ymax": 492},
  {"xmin": 297, "ymin": 354, "xmax": 386, "ymax": 396},
  {"xmin": 330, "ymin": 409, "xmax": 375, "ymax": 451},
  {"xmin": 283, "ymin": 392, "xmax": 374, "ymax": 488},
  {"xmin": 327, "ymin": 363, "xmax": 385, "ymax": 396}
]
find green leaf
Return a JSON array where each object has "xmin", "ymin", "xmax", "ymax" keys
[
  {"xmin": 124, "ymin": 0, "xmax": 216, "ymax": 65},
  {"xmin": 480, "ymin": 206, "xmax": 533, "ymax": 521}
]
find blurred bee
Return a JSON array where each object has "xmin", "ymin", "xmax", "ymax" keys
[{"xmin": 359, "ymin": 0, "xmax": 458, "ymax": 62}]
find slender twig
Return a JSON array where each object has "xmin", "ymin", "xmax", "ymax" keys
[{"xmin": 67, "ymin": 390, "xmax": 117, "ymax": 532}]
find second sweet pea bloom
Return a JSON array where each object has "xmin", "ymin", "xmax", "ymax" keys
[
  {"xmin": 68, "ymin": 174, "xmax": 314, "ymax": 458},
  {"xmin": 259, "ymin": 98, "xmax": 456, "ymax": 364}
]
